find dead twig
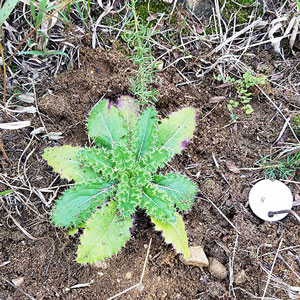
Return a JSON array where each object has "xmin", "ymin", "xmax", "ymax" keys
[
  {"xmin": 197, "ymin": 196, "xmax": 241, "ymax": 234},
  {"xmin": 106, "ymin": 238, "xmax": 152, "ymax": 300},
  {"xmin": 0, "ymin": 136, "xmax": 8, "ymax": 160},
  {"xmin": 261, "ymin": 238, "xmax": 283, "ymax": 300},
  {"xmin": 268, "ymin": 209, "xmax": 300, "ymax": 223},
  {"xmin": 1, "ymin": 200, "xmax": 37, "ymax": 240},
  {"xmin": 0, "ymin": 276, "xmax": 36, "ymax": 300}
]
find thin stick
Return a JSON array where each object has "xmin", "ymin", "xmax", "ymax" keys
[
  {"xmin": 197, "ymin": 197, "xmax": 241, "ymax": 234},
  {"xmin": 258, "ymin": 86, "xmax": 300, "ymax": 143},
  {"xmin": 261, "ymin": 238, "xmax": 283, "ymax": 300},
  {"xmin": 1, "ymin": 200, "xmax": 37, "ymax": 240},
  {"xmin": 106, "ymin": 238, "xmax": 152, "ymax": 300},
  {"xmin": 0, "ymin": 42, "xmax": 8, "ymax": 118},
  {"xmin": 139, "ymin": 237, "xmax": 152, "ymax": 285},
  {"xmin": 229, "ymin": 234, "xmax": 239, "ymax": 297},
  {"xmin": 106, "ymin": 283, "xmax": 140, "ymax": 300},
  {"xmin": 268, "ymin": 210, "xmax": 300, "ymax": 223},
  {"xmin": 0, "ymin": 138, "xmax": 8, "ymax": 160},
  {"xmin": 0, "ymin": 276, "xmax": 36, "ymax": 300}
]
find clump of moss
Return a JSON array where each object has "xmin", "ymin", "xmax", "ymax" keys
[
  {"xmin": 220, "ymin": 0, "xmax": 263, "ymax": 24},
  {"xmin": 135, "ymin": 0, "xmax": 173, "ymax": 23},
  {"xmin": 293, "ymin": 114, "xmax": 300, "ymax": 137}
]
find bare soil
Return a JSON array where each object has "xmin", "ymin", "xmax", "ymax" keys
[{"xmin": 0, "ymin": 48, "xmax": 299, "ymax": 300}]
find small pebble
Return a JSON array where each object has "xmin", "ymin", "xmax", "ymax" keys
[
  {"xmin": 156, "ymin": 61, "xmax": 164, "ymax": 71},
  {"xmin": 125, "ymin": 272, "xmax": 132, "ymax": 280},
  {"xmin": 12, "ymin": 277, "xmax": 24, "ymax": 287},
  {"xmin": 235, "ymin": 270, "xmax": 247, "ymax": 284},
  {"xmin": 94, "ymin": 261, "xmax": 108, "ymax": 269},
  {"xmin": 181, "ymin": 246, "xmax": 209, "ymax": 267},
  {"xmin": 144, "ymin": 244, "xmax": 148, "ymax": 249},
  {"xmin": 208, "ymin": 257, "xmax": 227, "ymax": 280}
]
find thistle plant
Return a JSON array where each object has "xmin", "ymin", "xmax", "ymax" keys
[{"xmin": 43, "ymin": 96, "xmax": 197, "ymax": 263}]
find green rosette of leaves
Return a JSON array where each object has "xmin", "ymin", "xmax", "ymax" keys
[{"xmin": 43, "ymin": 96, "xmax": 197, "ymax": 263}]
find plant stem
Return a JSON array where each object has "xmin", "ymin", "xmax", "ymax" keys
[
  {"xmin": 131, "ymin": 0, "xmax": 146, "ymax": 100},
  {"xmin": 0, "ymin": 138, "xmax": 8, "ymax": 160},
  {"xmin": 0, "ymin": 42, "xmax": 8, "ymax": 118}
]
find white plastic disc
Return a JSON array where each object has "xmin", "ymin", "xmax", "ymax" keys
[{"xmin": 249, "ymin": 179, "xmax": 293, "ymax": 221}]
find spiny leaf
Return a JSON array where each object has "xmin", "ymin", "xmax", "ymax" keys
[
  {"xmin": 78, "ymin": 147, "xmax": 115, "ymax": 179},
  {"xmin": 117, "ymin": 96, "xmax": 140, "ymax": 130},
  {"xmin": 152, "ymin": 212, "xmax": 190, "ymax": 260},
  {"xmin": 116, "ymin": 183, "xmax": 140, "ymax": 217},
  {"xmin": 139, "ymin": 148, "xmax": 170, "ymax": 173},
  {"xmin": 135, "ymin": 107, "xmax": 158, "ymax": 160},
  {"xmin": 130, "ymin": 167, "xmax": 152, "ymax": 187},
  {"xmin": 112, "ymin": 143, "xmax": 134, "ymax": 170},
  {"xmin": 77, "ymin": 201, "xmax": 132, "ymax": 263},
  {"xmin": 52, "ymin": 181, "xmax": 116, "ymax": 227},
  {"xmin": 158, "ymin": 107, "xmax": 196, "ymax": 157},
  {"xmin": 68, "ymin": 222, "xmax": 86, "ymax": 236},
  {"xmin": 43, "ymin": 145, "xmax": 100, "ymax": 183},
  {"xmin": 153, "ymin": 173, "xmax": 197, "ymax": 211},
  {"xmin": 140, "ymin": 184, "xmax": 176, "ymax": 224},
  {"xmin": 88, "ymin": 100, "xmax": 127, "ymax": 148}
]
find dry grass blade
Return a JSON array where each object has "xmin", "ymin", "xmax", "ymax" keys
[
  {"xmin": 212, "ymin": 19, "xmax": 268, "ymax": 54},
  {"xmin": 0, "ymin": 120, "xmax": 31, "ymax": 129}
]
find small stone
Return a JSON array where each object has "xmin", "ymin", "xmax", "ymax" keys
[
  {"xmin": 208, "ymin": 257, "xmax": 227, "ymax": 280},
  {"xmin": 97, "ymin": 272, "xmax": 104, "ymax": 277},
  {"xmin": 125, "ymin": 272, "xmax": 132, "ymax": 280},
  {"xmin": 156, "ymin": 61, "xmax": 164, "ymax": 71},
  {"xmin": 235, "ymin": 270, "xmax": 247, "ymax": 284},
  {"xmin": 181, "ymin": 246, "xmax": 209, "ymax": 267},
  {"xmin": 185, "ymin": 0, "xmax": 213, "ymax": 16},
  {"xmin": 12, "ymin": 277, "xmax": 24, "ymax": 286},
  {"xmin": 144, "ymin": 244, "xmax": 148, "ymax": 249},
  {"xmin": 156, "ymin": 291, "xmax": 168, "ymax": 299},
  {"xmin": 94, "ymin": 261, "xmax": 108, "ymax": 269},
  {"xmin": 207, "ymin": 281, "xmax": 226, "ymax": 297}
]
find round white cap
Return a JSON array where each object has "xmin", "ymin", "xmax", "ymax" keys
[{"xmin": 249, "ymin": 179, "xmax": 293, "ymax": 221}]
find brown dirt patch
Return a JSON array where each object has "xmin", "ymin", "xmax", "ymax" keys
[{"xmin": 1, "ymin": 48, "xmax": 299, "ymax": 300}]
